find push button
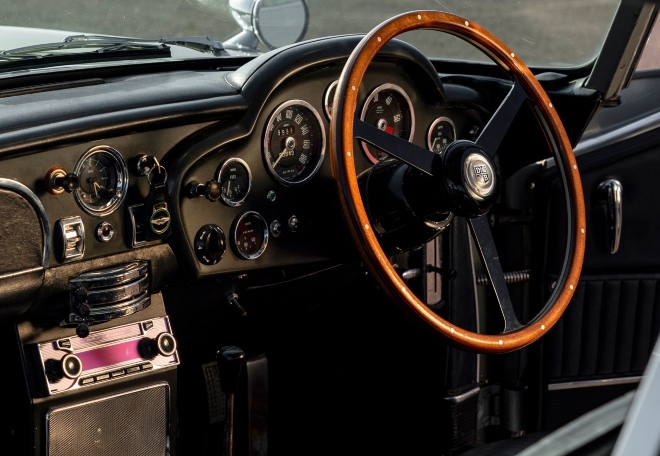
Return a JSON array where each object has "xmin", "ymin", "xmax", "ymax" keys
[{"xmin": 57, "ymin": 339, "xmax": 72, "ymax": 350}]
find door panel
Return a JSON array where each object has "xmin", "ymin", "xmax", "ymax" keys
[{"xmin": 537, "ymin": 71, "xmax": 660, "ymax": 428}]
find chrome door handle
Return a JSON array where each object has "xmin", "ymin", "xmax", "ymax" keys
[{"xmin": 598, "ymin": 179, "xmax": 622, "ymax": 254}]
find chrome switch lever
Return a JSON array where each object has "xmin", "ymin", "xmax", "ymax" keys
[{"xmin": 598, "ymin": 179, "xmax": 622, "ymax": 255}]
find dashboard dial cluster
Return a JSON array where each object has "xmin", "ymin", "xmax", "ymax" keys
[{"xmin": 192, "ymin": 79, "xmax": 465, "ymax": 268}]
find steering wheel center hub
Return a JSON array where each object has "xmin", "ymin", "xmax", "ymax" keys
[{"xmin": 463, "ymin": 152, "xmax": 496, "ymax": 201}]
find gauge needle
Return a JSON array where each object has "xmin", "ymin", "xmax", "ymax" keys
[
  {"xmin": 272, "ymin": 149, "xmax": 288, "ymax": 168},
  {"xmin": 93, "ymin": 181, "xmax": 102, "ymax": 197}
]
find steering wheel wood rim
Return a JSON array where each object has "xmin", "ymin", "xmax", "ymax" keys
[{"xmin": 329, "ymin": 11, "xmax": 585, "ymax": 354}]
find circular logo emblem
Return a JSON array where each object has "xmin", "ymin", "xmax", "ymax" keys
[
  {"xmin": 150, "ymin": 207, "xmax": 171, "ymax": 235},
  {"xmin": 463, "ymin": 153, "xmax": 496, "ymax": 201}
]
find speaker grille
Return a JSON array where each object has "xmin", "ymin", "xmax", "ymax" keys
[{"xmin": 47, "ymin": 383, "xmax": 169, "ymax": 456}]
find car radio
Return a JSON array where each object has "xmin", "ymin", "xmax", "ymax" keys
[{"xmin": 34, "ymin": 316, "xmax": 179, "ymax": 396}]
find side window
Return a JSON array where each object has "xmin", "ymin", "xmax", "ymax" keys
[{"xmin": 637, "ymin": 19, "xmax": 660, "ymax": 71}]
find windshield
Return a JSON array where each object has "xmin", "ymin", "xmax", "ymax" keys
[{"xmin": 3, "ymin": 0, "xmax": 620, "ymax": 68}]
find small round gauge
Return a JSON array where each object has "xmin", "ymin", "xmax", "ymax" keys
[
  {"xmin": 73, "ymin": 146, "xmax": 129, "ymax": 216},
  {"xmin": 360, "ymin": 83, "xmax": 415, "ymax": 164},
  {"xmin": 323, "ymin": 80, "xmax": 338, "ymax": 120},
  {"xmin": 216, "ymin": 158, "xmax": 252, "ymax": 206},
  {"xmin": 263, "ymin": 100, "xmax": 326, "ymax": 186},
  {"xmin": 232, "ymin": 211, "xmax": 269, "ymax": 260},
  {"xmin": 427, "ymin": 117, "xmax": 456, "ymax": 154}
]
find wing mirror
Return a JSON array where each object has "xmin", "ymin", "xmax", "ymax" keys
[{"xmin": 225, "ymin": 0, "xmax": 309, "ymax": 52}]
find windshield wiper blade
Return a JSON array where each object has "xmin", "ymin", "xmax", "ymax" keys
[
  {"xmin": 0, "ymin": 40, "xmax": 171, "ymax": 71},
  {"xmin": 65, "ymin": 34, "xmax": 226, "ymax": 56},
  {"xmin": 0, "ymin": 40, "xmax": 169, "ymax": 59}
]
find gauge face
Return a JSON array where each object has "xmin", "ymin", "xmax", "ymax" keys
[
  {"xmin": 360, "ymin": 83, "xmax": 414, "ymax": 164},
  {"xmin": 216, "ymin": 158, "xmax": 252, "ymax": 206},
  {"xmin": 233, "ymin": 211, "xmax": 269, "ymax": 260},
  {"xmin": 263, "ymin": 100, "xmax": 326, "ymax": 186},
  {"xmin": 73, "ymin": 146, "xmax": 128, "ymax": 216},
  {"xmin": 427, "ymin": 117, "xmax": 456, "ymax": 154},
  {"xmin": 323, "ymin": 80, "xmax": 338, "ymax": 120}
]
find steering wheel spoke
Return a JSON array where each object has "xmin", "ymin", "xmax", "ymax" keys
[
  {"xmin": 468, "ymin": 215, "xmax": 522, "ymax": 333},
  {"xmin": 476, "ymin": 82, "xmax": 529, "ymax": 157},
  {"xmin": 354, "ymin": 117, "xmax": 437, "ymax": 176}
]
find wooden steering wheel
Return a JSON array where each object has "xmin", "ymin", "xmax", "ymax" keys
[{"xmin": 329, "ymin": 11, "xmax": 585, "ymax": 354}]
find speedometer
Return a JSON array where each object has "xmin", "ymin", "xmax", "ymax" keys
[
  {"xmin": 263, "ymin": 100, "xmax": 326, "ymax": 186},
  {"xmin": 73, "ymin": 145, "xmax": 129, "ymax": 216},
  {"xmin": 359, "ymin": 83, "xmax": 414, "ymax": 164}
]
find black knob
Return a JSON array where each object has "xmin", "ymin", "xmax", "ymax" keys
[
  {"xmin": 77, "ymin": 303, "xmax": 91, "ymax": 317},
  {"xmin": 45, "ymin": 167, "xmax": 80, "ymax": 195},
  {"xmin": 217, "ymin": 346, "xmax": 245, "ymax": 395},
  {"xmin": 54, "ymin": 173, "xmax": 80, "ymax": 192},
  {"xmin": 76, "ymin": 322, "xmax": 90, "ymax": 338},
  {"xmin": 60, "ymin": 353, "xmax": 83, "ymax": 379},
  {"xmin": 187, "ymin": 180, "xmax": 222, "ymax": 201},
  {"xmin": 139, "ymin": 333, "xmax": 177, "ymax": 359},
  {"xmin": 75, "ymin": 287, "xmax": 88, "ymax": 302},
  {"xmin": 194, "ymin": 224, "xmax": 226, "ymax": 265}
]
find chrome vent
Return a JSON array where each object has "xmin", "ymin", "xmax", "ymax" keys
[{"xmin": 66, "ymin": 261, "xmax": 150, "ymax": 329}]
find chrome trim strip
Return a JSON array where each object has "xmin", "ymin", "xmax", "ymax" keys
[
  {"xmin": 574, "ymin": 109, "xmax": 660, "ymax": 157},
  {"xmin": 444, "ymin": 386, "xmax": 480, "ymax": 403},
  {"xmin": 0, "ymin": 178, "xmax": 50, "ymax": 267},
  {"xmin": 0, "ymin": 266, "xmax": 44, "ymax": 281},
  {"xmin": 548, "ymin": 376, "xmax": 642, "ymax": 391}
]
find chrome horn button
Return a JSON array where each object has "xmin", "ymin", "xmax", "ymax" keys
[{"xmin": 463, "ymin": 153, "xmax": 496, "ymax": 201}]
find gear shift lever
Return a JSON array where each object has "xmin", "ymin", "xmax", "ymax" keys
[{"xmin": 217, "ymin": 346, "xmax": 246, "ymax": 456}]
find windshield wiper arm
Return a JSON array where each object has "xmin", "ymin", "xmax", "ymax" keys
[
  {"xmin": 1, "ymin": 40, "xmax": 168, "ymax": 58},
  {"xmin": 64, "ymin": 34, "xmax": 226, "ymax": 56},
  {"xmin": 0, "ymin": 40, "xmax": 171, "ymax": 72}
]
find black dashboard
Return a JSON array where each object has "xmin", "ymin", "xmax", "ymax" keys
[{"xmin": 0, "ymin": 35, "xmax": 498, "ymax": 320}]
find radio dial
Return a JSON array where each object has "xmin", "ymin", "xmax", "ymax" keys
[
  {"xmin": 140, "ymin": 332, "xmax": 178, "ymax": 358},
  {"xmin": 60, "ymin": 353, "xmax": 83, "ymax": 379}
]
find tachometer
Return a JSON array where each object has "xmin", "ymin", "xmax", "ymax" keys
[
  {"xmin": 359, "ymin": 83, "xmax": 414, "ymax": 164},
  {"xmin": 73, "ymin": 145, "xmax": 128, "ymax": 216},
  {"xmin": 263, "ymin": 100, "xmax": 326, "ymax": 186}
]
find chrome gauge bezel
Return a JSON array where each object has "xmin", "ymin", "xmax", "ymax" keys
[
  {"xmin": 232, "ymin": 211, "xmax": 269, "ymax": 260},
  {"xmin": 427, "ymin": 116, "xmax": 457, "ymax": 154},
  {"xmin": 215, "ymin": 157, "xmax": 253, "ymax": 207},
  {"xmin": 359, "ymin": 83, "xmax": 415, "ymax": 164},
  {"xmin": 323, "ymin": 80, "xmax": 339, "ymax": 120},
  {"xmin": 263, "ymin": 99, "xmax": 326, "ymax": 186},
  {"xmin": 73, "ymin": 145, "xmax": 129, "ymax": 217}
]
